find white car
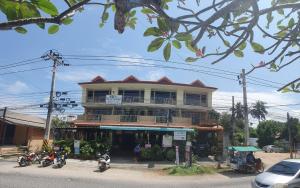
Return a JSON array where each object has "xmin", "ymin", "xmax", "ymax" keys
[
  {"xmin": 262, "ymin": 145, "xmax": 283, "ymax": 153},
  {"xmin": 252, "ymin": 159, "xmax": 300, "ymax": 188}
]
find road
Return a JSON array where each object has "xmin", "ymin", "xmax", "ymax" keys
[{"xmin": 0, "ymin": 159, "xmax": 253, "ymax": 188}]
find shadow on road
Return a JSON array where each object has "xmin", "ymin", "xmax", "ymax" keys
[{"xmin": 219, "ymin": 170, "xmax": 256, "ymax": 179}]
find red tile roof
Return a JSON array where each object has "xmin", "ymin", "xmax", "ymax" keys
[{"xmin": 79, "ymin": 76, "xmax": 217, "ymax": 90}]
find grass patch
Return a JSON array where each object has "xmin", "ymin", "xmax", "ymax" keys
[{"xmin": 164, "ymin": 165, "xmax": 218, "ymax": 176}]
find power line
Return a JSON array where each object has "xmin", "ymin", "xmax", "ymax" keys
[
  {"xmin": 0, "ymin": 57, "xmax": 41, "ymax": 68},
  {"xmin": 0, "ymin": 66, "xmax": 51, "ymax": 76},
  {"xmin": 0, "ymin": 59, "xmax": 43, "ymax": 71}
]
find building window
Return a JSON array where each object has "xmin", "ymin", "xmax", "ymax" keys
[
  {"xmin": 94, "ymin": 90, "xmax": 110, "ymax": 103},
  {"xmin": 151, "ymin": 91, "xmax": 176, "ymax": 105},
  {"xmin": 118, "ymin": 90, "xmax": 144, "ymax": 103},
  {"xmin": 184, "ymin": 93, "xmax": 201, "ymax": 106},
  {"xmin": 87, "ymin": 91, "xmax": 93, "ymax": 102},
  {"xmin": 184, "ymin": 93, "xmax": 208, "ymax": 106}
]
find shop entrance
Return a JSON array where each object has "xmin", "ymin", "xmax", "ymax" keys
[{"xmin": 111, "ymin": 131, "xmax": 137, "ymax": 158}]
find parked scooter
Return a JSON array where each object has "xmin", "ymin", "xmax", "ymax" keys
[
  {"xmin": 17, "ymin": 152, "xmax": 40, "ymax": 167},
  {"xmin": 41, "ymin": 151, "xmax": 56, "ymax": 167},
  {"xmin": 97, "ymin": 151, "xmax": 110, "ymax": 172},
  {"xmin": 55, "ymin": 151, "xmax": 67, "ymax": 168}
]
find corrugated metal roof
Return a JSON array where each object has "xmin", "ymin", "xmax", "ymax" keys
[{"xmin": 0, "ymin": 109, "xmax": 45, "ymax": 129}]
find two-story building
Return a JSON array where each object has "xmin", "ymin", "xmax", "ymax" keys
[{"xmin": 70, "ymin": 75, "xmax": 223, "ymax": 156}]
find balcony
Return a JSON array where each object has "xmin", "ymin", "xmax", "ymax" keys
[
  {"xmin": 122, "ymin": 96, "xmax": 144, "ymax": 103},
  {"xmin": 77, "ymin": 115, "xmax": 215, "ymax": 127},
  {"xmin": 150, "ymin": 97, "xmax": 176, "ymax": 105},
  {"xmin": 184, "ymin": 98, "xmax": 208, "ymax": 107}
]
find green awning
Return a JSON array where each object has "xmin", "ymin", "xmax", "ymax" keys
[
  {"xmin": 99, "ymin": 126, "xmax": 194, "ymax": 132},
  {"xmin": 227, "ymin": 146, "xmax": 261, "ymax": 152}
]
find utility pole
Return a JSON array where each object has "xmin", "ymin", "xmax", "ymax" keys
[
  {"xmin": 240, "ymin": 69, "xmax": 249, "ymax": 146},
  {"xmin": 287, "ymin": 112, "xmax": 293, "ymax": 159},
  {"xmin": 42, "ymin": 50, "xmax": 67, "ymax": 142},
  {"xmin": 231, "ymin": 96, "xmax": 235, "ymax": 145}
]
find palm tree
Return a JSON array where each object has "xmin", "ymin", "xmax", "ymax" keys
[
  {"xmin": 250, "ymin": 101, "xmax": 268, "ymax": 123},
  {"xmin": 234, "ymin": 102, "xmax": 244, "ymax": 120}
]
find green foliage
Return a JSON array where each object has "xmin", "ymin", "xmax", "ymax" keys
[
  {"xmin": 165, "ymin": 149, "xmax": 176, "ymax": 161},
  {"xmin": 48, "ymin": 25, "xmax": 59, "ymax": 34},
  {"xmin": 163, "ymin": 42, "xmax": 171, "ymax": 61},
  {"xmin": 140, "ymin": 145, "xmax": 166, "ymax": 161},
  {"xmin": 220, "ymin": 113, "xmax": 232, "ymax": 133},
  {"xmin": 14, "ymin": 27, "xmax": 27, "ymax": 34},
  {"xmin": 249, "ymin": 127, "xmax": 258, "ymax": 138},
  {"xmin": 208, "ymin": 109, "xmax": 221, "ymax": 122},
  {"xmin": 256, "ymin": 120, "xmax": 284, "ymax": 147},
  {"xmin": 165, "ymin": 165, "xmax": 216, "ymax": 176},
  {"xmin": 250, "ymin": 101, "xmax": 268, "ymax": 122},
  {"xmin": 51, "ymin": 117, "xmax": 69, "ymax": 128},
  {"xmin": 281, "ymin": 117, "xmax": 300, "ymax": 142},
  {"xmin": 80, "ymin": 141, "xmax": 94, "ymax": 159}
]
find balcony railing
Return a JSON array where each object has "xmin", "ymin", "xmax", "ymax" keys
[
  {"xmin": 150, "ymin": 97, "xmax": 176, "ymax": 105},
  {"xmin": 87, "ymin": 96, "xmax": 106, "ymax": 103},
  {"xmin": 122, "ymin": 96, "xmax": 144, "ymax": 103},
  {"xmin": 184, "ymin": 99, "xmax": 208, "ymax": 107},
  {"xmin": 77, "ymin": 114, "xmax": 217, "ymax": 127}
]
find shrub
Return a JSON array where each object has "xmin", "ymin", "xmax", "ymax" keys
[
  {"xmin": 140, "ymin": 148, "xmax": 152, "ymax": 160},
  {"xmin": 151, "ymin": 145, "xmax": 164, "ymax": 161},
  {"xmin": 166, "ymin": 149, "xmax": 176, "ymax": 161},
  {"xmin": 80, "ymin": 142, "xmax": 94, "ymax": 159}
]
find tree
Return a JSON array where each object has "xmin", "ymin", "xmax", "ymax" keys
[
  {"xmin": 250, "ymin": 101, "xmax": 268, "ymax": 123},
  {"xmin": 0, "ymin": 1, "xmax": 300, "ymax": 89},
  {"xmin": 281, "ymin": 117, "xmax": 300, "ymax": 144},
  {"xmin": 256, "ymin": 120, "xmax": 284, "ymax": 148},
  {"xmin": 220, "ymin": 112, "xmax": 231, "ymax": 133},
  {"xmin": 208, "ymin": 109, "xmax": 221, "ymax": 123},
  {"xmin": 51, "ymin": 117, "xmax": 69, "ymax": 128},
  {"xmin": 233, "ymin": 102, "xmax": 244, "ymax": 120}
]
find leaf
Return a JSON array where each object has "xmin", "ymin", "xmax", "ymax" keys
[
  {"xmin": 172, "ymin": 40, "xmax": 181, "ymax": 49},
  {"xmin": 175, "ymin": 33, "xmax": 192, "ymax": 41},
  {"xmin": 31, "ymin": 0, "xmax": 58, "ymax": 16},
  {"xmin": 144, "ymin": 27, "xmax": 161, "ymax": 37},
  {"xmin": 111, "ymin": 4, "xmax": 116, "ymax": 12},
  {"xmin": 147, "ymin": 38, "xmax": 165, "ymax": 52},
  {"xmin": 157, "ymin": 17, "xmax": 169, "ymax": 31},
  {"xmin": 141, "ymin": 8, "xmax": 154, "ymax": 14},
  {"xmin": 163, "ymin": 42, "xmax": 171, "ymax": 61},
  {"xmin": 251, "ymin": 42, "xmax": 265, "ymax": 54},
  {"xmin": 185, "ymin": 57, "xmax": 199, "ymax": 62},
  {"xmin": 266, "ymin": 12, "xmax": 273, "ymax": 29},
  {"xmin": 237, "ymin": 16, "xmax": 248, "ymax": 23},
  {"xmin": 277, "ymin": 8, "xmax": 284, "ymax": 15},
  {"xmin": 234, "ymin": 50, "xmax": 244, "ymax": 57},
  {"xmin": 14, "ymin": 26, "xmax": 27, "ymax": 34},
  {"xmin": 129, "ymin": 10, "xmax": 136, "ymax": 17},
  {"xmin": 102, "ymin": 12, "xmax": 109, "ymax": 21},
  {"xmin": 0, "ymin": 0, "xmax": 18, "ymax": 20},
  {"xmin": 223, "ymin": 40, "xmax": 230, "ymax": 47},
  {"xmin": 48, "ymin": 25, "xmax": 59, "ymax": 34},
  {"xmin": 62, "ymin": 17, "xmax": 73, "ymax": 25},
  {"xmin": 37, "ymin": 23, "xmax": 45, "ymax": 29},
  {"xmin": 238, "ymin": 42, "xmax": 247, "ymax": 50},
  {"xmin": 288, "ymin": 18, "xmax": 295, "ymax": 28},
  {"xmin": 19, "ymin": 2, "xmax": 40, "ymax": 18},
  {"xmin": 185, "ymin": 41, "xmax": 197, "ymax": 52}
]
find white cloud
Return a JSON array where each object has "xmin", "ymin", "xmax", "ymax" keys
[
  {"xmin": 56, "ymin": 69, "xmax": 105, "ymax": 82},
  {"xmin": 213, "ymin": 90, "xmax": 300, "ymax": 125},
  {"xmin": 146, "ymin": 69, "xmax": 166, "ymax": 81},
  {"xmin": 6, "ymin": 81, "xmax": 29, "ymax": 94}
]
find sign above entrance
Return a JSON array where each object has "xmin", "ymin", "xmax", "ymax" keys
[
  {"xmin": 105, "ymin": 95, "xmax": 122, "ymax": 105},
  {"xmin": 174, "ymin": 131, "xmax": 186, "ymax": 141}
]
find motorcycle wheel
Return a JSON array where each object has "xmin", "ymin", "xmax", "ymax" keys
[
  {"xmin": 42, "ymin": 161, "xmax": 48, "ymax": 167},
  {"xmin": 19, "ymin": 158, "xmax": 27, "ymax": 167}
]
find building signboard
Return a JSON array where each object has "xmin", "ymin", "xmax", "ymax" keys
[
  {"xmin": 74, "ymin": 140, "xmax": 80, "ymax": 155},
  {"xmin": 174, "ymin": 131, "xmax": 186, "ymax": 141},
  {"xmin": 162, "ymin": 135, "xmax": 173, "ymax": 147},
  {"xmin": 105, "ymin": 95, "xmax": 122, "ymax": 105}
]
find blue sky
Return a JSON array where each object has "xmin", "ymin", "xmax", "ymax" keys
[{"xmin": 0, "ymin": 2, "xmax": 299, "ymax": 123}]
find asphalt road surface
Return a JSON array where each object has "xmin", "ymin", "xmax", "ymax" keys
[
  {"xmin": 0, "ymin": 158, "xmax": 253, "ymax": 188},
  {"xmin": 0, "ymin": 172, "xmax": 252, "ymax": 188}
]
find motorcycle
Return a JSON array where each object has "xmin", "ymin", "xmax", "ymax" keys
[
  {"xmin": 97, "ymin": 151, "xmax": 110, "ymax": 172},
  {"xmin": 55, "ymin": 151, "xmax": 67, "ymax": 168},
  {"xmin": 17, "ymin": 152, "xmax": 40, "ymax": 167},
  {"xmin": 41, "ymin": 151, "xmax": 56, "ymax": 167}
]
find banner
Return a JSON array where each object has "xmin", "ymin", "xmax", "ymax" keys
[{"xmin": 105, "ymin": 95, "xmax": 122, "ymax": 105}]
